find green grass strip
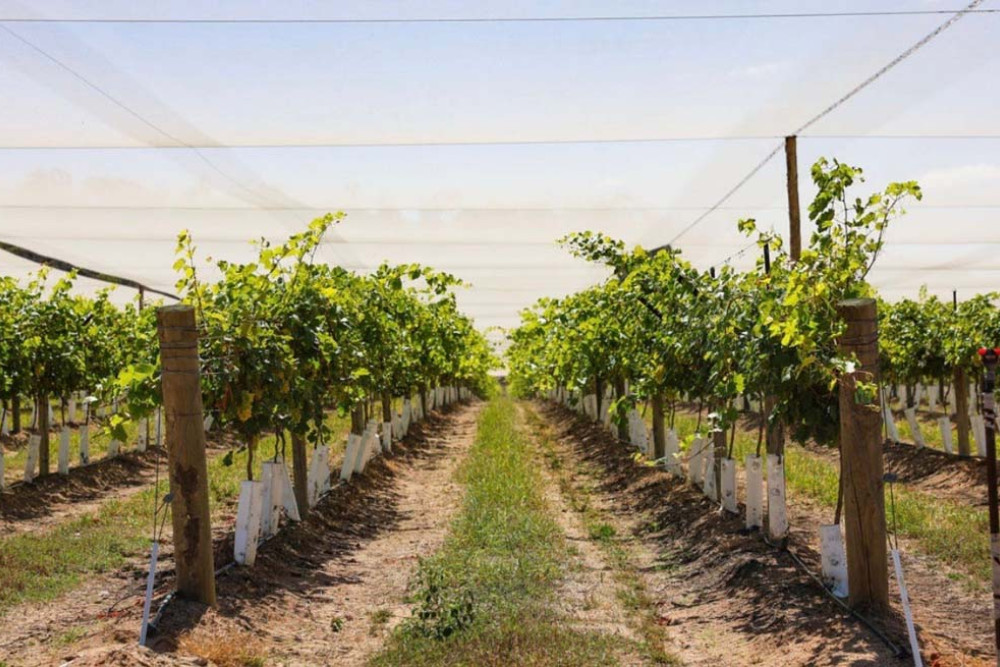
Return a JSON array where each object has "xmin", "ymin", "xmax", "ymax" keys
[
  {"xmin": 666, "ymin": 410, "xmax": 989, "ymax": 586},
  {"xmin": 372, "ymin": 397, "xmax": 629, "ymax": 667},
  {"xmin": 0, "ymin": 413, "xmax": 350, "ymax": 614}
]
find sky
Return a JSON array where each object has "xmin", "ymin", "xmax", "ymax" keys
[{"xmin": 0, "ymin": 0, "xmax": 997, "ymax": 337}]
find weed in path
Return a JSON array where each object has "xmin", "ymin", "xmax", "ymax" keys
[
  {"xmin": 372, "ymin": 396, "xmax": 632, "ymax": 667},
  {"xmin": 525, "ymin": 403, "xmax": 681, "ymax": 666}
]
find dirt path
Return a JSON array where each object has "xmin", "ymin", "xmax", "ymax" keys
[
  {"xmin": 666, "ymin": 407, "xmax": 994, "ymax": 664},
  {"xmin": 516, "ymin": 404, "xmax": 650, "ymax": 665},
  {"xmin": 157, "ymin": 403, "xmax": 478, "ymax": 666},
  {"xmin": 0, "ymin": 404, "xmax": 479, "ymax": 667},
  {"xmin": 533, "ymin": 401, "xmax": 913, "ymax": 667}
]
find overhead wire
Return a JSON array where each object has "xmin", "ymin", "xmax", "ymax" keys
[
  {"xmin": 0, "ymin": 24, "xmax": 277, "ymax": 210},
  {"xmin": 655, "ymin": 0, "xmax": 988, "ymax": 253},
  {"xmin": 0, "ymin": 9, "xmax": 996, "ymax": 24},
  {"xmin": 1, "ymin": 134, "xmax": 999, "ymax": 151},
  {"xmin": 0, "ymin": 19, "xmax": 362, "ymax": 276}
]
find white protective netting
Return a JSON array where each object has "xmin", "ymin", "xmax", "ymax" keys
[{"xmin": 0, "ymin": 0, "xmax": 997, "ymax": 336}]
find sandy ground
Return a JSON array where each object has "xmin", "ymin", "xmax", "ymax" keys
[
  {"xmin": 0, "ymin": 403, "xmax": 478, "ymax": 667},
  {"xmin": 517, "ymin": 404, "xmax": 650, "ymax": 665},
  {"xmin": 530, "ymin": 401, "xmax": 992, "ymax": 667}
]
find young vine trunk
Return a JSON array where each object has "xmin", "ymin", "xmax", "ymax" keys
[
  {"xmin": 291, "ymin": 432, "xmax": 309, "ymax": 516},
  {"xmin": 954, "ymin": 367, "xmax": 972, "ymax": 457},
  {"xmin": 37, "ymin": 394, "xmax": 50, "ymax": 477}
]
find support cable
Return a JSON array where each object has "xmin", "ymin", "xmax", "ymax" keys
[{"xmin": 652, "ymin": 0, "xmax": 986, "ymax": 253}]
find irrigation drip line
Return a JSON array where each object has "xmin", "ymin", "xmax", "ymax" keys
[
  {"xmin": 0, "ymin": 9, "xmax": 996, "ymax": 23},
  {"xmin": 653, "ymin": 0, "xmax": 985, "ymax": 254},
  {"xmin": 147, "ymin": 475, "xmax": 351, "ymax": 636},
  {"xmin": 771, "ymin": 535, "xmax": 907, "ymax": 659}
]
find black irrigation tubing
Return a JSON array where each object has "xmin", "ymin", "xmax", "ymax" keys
[
  {"xmin": 146, "ymin": 405, "xmax": 442, "ymax": 636},
  {"xmin": 147, "ymin": 474, "xmax": 352, "ymax": 635},
  {"xmin": 768, "ymin": 535, "xmax": 907, "ymax": 659},
  {"xmin": 560, "ymin": 398, "xmax": 906, "ymax": 658}
]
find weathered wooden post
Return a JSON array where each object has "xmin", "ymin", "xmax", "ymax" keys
[
  {"xmin": 837, "ymin": 298, "xmax": 889, "ymax": 609},
  {"xmin": 651, "ymin": 393, "xmax": 666, "ymax": 460},
  {"xmin": 157, "ymin": 304, "xmax": 216, "ymax": 606},
  {"xmin": 785, "ymin": 135, "xmax": 801, "ymax": 262}
]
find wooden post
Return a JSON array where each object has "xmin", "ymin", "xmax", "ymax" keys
[
  {"xmin": 651, "ymin": 393, "xmax": 666, "ymax": 460},
  {"xmin": 785, "ymin": 135, "xmax": 801, "ymax": 262},
  {"xmin": 382, "ymin": 391, "xmax": 393, "ymax": 426},
  {"xmin": 954, "ymin": 367, "xmax": 972, "ymax": 457},
  {"xmin": 837, "ymin": 298, "xmax": 889, "ymax": 609},
  {"xmin": 291, "ymin": 432, "xmax": 309, "ymax": 516},
  {"xmin": 157, "ymin": 304, "xmax": 216, "ymax": 606},
  {"xmin": 37, "ymin": 394, "xmax": 50, "ymax": 476}
]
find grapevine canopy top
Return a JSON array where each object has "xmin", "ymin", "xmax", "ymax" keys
[{"xmin": 0, "ymin": 0, "xmax": 998, "ymax": 337}]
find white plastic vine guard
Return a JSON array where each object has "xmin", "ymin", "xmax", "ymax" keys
[
  {"xmin": 938, "ymin": 417, "xmax": 953, "ymax": 455},
  {"xmin": 973, "ymin": 414, "xmax": 987, "ymax": 457},
  {"xmin": 767, "ymin": 454, "xmax": 788, "ymax": 540},
  {"xmin": 881, "ymin": 391, "xmax": 900, "ymax": 443},
  {"xmin": 79, "ymin": 428, "xmax": 90, "ymax": 465},
  {"xmin": 307, "ymin": 445, "xmax": 331, "ymax": 507},
  {"xmin": 234, "ymin": 480, "xmax": 264, "ymax": 566},
  {"xmin": 904, "ymin": 408, "xmax": 925, "ymax": 448},
  {"xmin": 820, "ymin": 524, "xmax": 848, "ymax": 598},
  {"xmin": 720, "ymin": 458, "xmax": 737, "ymax": 513},
  {"xmin": 664, "ymin": 429, "xmax": 682, "ymax": 476},
  {"xmin": 745, "ymin": 455, "xmax": 763, "ymax": 530},
  {"xmin": 702, "ymin": 445, "xmax": 717, "ymax": 501},
  {"xmin": 340, "ymin": 434, "xmax": 360, "ymax": 481},
  {"xmin": 687, "ymin": 436, "xmax": 705, "ymax": 486},
  {"xmin": 382, "ymin": 421, "xmax": 392, "ymax": 454},
  {"xmin": 23, "ymin": 434, "xmax": 39, "ymax": 482}
]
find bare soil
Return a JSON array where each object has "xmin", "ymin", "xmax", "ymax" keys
[
  {"xmin": 536, "ymin": 401, "xmax": 994, "ymax": 667},
  {"xmin": 0, "ymin": 448, "xmax": 165, "ymax": 538},
  {"xmin": 0, "ymin": 404, "xmax": 479, "ymax": 667},
  {"xmin": 516, "ymin": 404, "xmax": 648, "ymax": 665}
]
